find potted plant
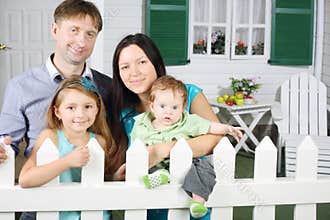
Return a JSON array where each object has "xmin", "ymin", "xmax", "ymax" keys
[
  {"xmin": 252, "ymin": 42, "xmax": 264, "ymax": 55},
  {"xmin": 193, "ymin": 40, "xmax": 206, "ymax": 54},
  {"xmin": 211, "ymin": 31, "xmax": 225, "ymax": 54},
  {"xmin": 235, "ymin": 41, "xmax": 247, "ymax": 55}
]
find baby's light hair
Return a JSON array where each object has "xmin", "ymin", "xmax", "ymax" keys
[{"xmin": 149, "ymin": 75, "xmax": 187, "ymax": 108}]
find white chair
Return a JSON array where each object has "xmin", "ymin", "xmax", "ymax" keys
[{"xmin": 272, "ymin": 72, "xmax": 328, "ymax": 176}]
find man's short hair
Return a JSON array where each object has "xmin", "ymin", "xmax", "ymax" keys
[{"xmin": 54, "ymin": 0, "xmax": 103, "ymax": 32}]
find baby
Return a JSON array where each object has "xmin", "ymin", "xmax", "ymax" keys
[{"xmin": 131, "ymin": 75, "xmax": 243, "ymax": 218}]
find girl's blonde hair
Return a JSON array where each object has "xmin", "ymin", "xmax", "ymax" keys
[
  {"xmin": 149, "ymin": 75, "xmax": 188, "ymax": 108},
  {"xmin": 47, "ymin": 76, "xmax": 113, "ymax": 166}
]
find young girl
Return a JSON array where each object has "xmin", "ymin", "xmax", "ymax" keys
[
  {"xmin": 131, "ymin": 75, "xmax": 243, "ymax": 218},
  {"xmin": 19, "ymin": 76, "xmax": 112, "ymax": 220}
]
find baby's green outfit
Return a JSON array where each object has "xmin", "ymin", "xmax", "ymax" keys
[
  {"xmin": 131, "ymin": 111, "xmax": 215, "ymax": 218},
  {"xmin": 131, "ymin": 111, "xmax": 210, "ymax": 146}
]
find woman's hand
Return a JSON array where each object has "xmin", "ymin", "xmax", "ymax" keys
[
  {"xmin": 147, "ymin": 142, "xmax": 175, "ymax": 168},
  {"xmin": 66, "ymin": 146, "xmax": 90, "ymax": 168},
  {"xmin": 112, "ymin": 163, "xmax": 126, "ymax": 181}
]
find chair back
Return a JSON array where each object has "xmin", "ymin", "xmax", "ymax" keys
[{"xmin": 280, "ymin": 73, "xmax": 327, "ymax": 136}]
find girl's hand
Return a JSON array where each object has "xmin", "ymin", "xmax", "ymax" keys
[
  {"xmin": 226, "ymin": 125, "xmax": 244, "ymax": 143},
  {"xmin": 66, "ymin": 146, "xmax": 90, "ymax": 168},
  {"xmin": 112, "ymin": 163, "xmax": 126, "ymax": 181}
]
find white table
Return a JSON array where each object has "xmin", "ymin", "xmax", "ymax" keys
[{"xmin": 213, "ymin": 102, "xmax": 272, "ymax": 153}]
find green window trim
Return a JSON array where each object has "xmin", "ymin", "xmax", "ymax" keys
[
  {"xmin": 146, "ymin": 0, "xmax": 189, "ymax": 66},
  {"xmin": 270, "ymin": 0, "xmax": 314, "ymax": 65}
]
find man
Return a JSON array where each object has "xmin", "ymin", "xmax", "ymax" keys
[
  {"xmin": 0, "ymin": 0, "xmax": 112, "ymax": 219},
  {"xmin": 0, "ymin": 1, "xmax": 112, "ymax": 172},
  {"xmin": 0, "ymin": 0, "xmax": 112, "ymax": 162}
]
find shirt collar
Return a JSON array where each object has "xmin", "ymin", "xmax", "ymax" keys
[{"xmin": 46, "ymin": 53, "xmax": 93, "ymax": 82}]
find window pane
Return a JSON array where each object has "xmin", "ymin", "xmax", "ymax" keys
[
  {"xmin": 253, "ymin": 0, "xmax": 265, "ymax": 24},
  {"xmin": 252, "ymin": 28, "xmax": 264, "ymax": 55},
  {"xmin": 194, "ymin": 0, "xmax": 209, "ymax": 22},
  {"xmin": 211, "ymin": 27, "xmax": 226, "ymax": 55},
  {"xmin": 193, "ymin": 26, "xmax": 208, "ymax": 54},
  {"xmin": 235, "ymin": 28, "xmax": 248, "ymax": 55},
  {"xmin": 236, "ymin": 0, "xmax": 250, "ymax": 24},
  {"xmin": 212, "ymin": 0, "xmax": 226, "ymax": 23}
]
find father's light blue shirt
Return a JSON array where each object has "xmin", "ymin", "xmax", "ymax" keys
[{"xmin": 0, "ymin": 54, "xmax": 93, "ymax": 156}]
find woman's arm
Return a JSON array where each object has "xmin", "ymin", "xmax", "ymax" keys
[{"xmin": 19, "ymin": 129, "xmax": 89, "ymax": 188}]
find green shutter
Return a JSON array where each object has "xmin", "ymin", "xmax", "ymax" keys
[
  {"xmin": 146, "ymin": 0, "xmax": 189, "ymax": 65},
  {"xmin": 270, "ymin": 0, "xmax": 314, "ymax": 65}
]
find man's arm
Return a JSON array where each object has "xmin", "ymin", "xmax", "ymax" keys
[{"xmin": 0, "ymin": 79, "xmax": 27, "ymax": 159}]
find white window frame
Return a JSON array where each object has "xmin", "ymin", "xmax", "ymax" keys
[{"xmin": 189, "ymin": 0, "xmax": 271, "ymax": 61}]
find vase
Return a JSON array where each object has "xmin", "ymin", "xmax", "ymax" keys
[{"xmin": 235, "ymin": 91, "xmax": 244, "ymax": 100}]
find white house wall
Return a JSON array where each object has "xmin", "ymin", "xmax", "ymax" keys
[
  {"xmin": 103, "ymin": 0, "xmax": 145, "ymax": 75},
  {"xmin": 104, "ymin": 0, "xmax": 315, "ymax": 124},
  {"xmin": 322, "ymin": 0, "xmax": 330, "ymax": 127},
  {"xmin": 323, "ymin": 0, "xmax": 330, "ymax": 103},
  {"xmin": 0, "ymin": 0, "xmax": 326, "ymax": 126}
]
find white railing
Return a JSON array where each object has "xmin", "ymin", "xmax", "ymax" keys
[{"xmin": 1, "ymin": 136, "xmax": 330, "ymax": 220}]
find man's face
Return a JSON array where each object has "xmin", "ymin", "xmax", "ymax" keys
[{"xmin": 51, "ymin": 15, "xmax": 98, "ymax": 66}]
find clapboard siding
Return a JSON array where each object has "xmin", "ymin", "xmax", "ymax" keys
[
  {"xmin": 104, "ymin": 0, "xmax": 328, "ymax": 125},
  {"xmin": 323, "ymin": 0, "xmax": 330, "ymax": 108}
]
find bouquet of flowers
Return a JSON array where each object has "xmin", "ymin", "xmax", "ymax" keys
[{"xmin": 230, "ymin": 77, "xmax": 261, "ymax": 97}]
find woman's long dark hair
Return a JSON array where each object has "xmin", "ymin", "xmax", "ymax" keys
[{"xmin": 109, "ymin": 33, "xmax": 166, "ymax": 176}]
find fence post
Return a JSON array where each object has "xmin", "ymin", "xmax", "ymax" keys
[
  {"xmin": 0, "ymin": 142, "xmax": 15, "ymax": 220},
  {"xmin": 168, "ymin": 138, "xmax": 192, "ymax": 220},
  {"xmin": 81, "ymin": 137, "xmax": 105, "ymax": 220},
  {"xmin": 253, "ymin": 136, "xmax": 277, "ymax": 220},
  {"xmin": 294, "ymin": 136, "xmax": 318, "ymax": 220},
  {"xmin": 125, "ymin": 139, "xmax": 148, "ymax": 220},
  {"xmin": 211, "ymin": 137, "xmax": 235, "ymax": 220},
  {"xmin": 36, "ymin": 138, "xmax": 59, "ymax": 220}
]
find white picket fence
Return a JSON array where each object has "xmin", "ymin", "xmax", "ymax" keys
[{"xmin": 1, "ymin": 136, "xmax": 330, "ymax": 220}]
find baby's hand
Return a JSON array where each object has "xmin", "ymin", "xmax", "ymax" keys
[
  {"xmin": 66, "ymin": 146, "xmax": 90, "ymax": 168},
  {"xmin": 226, "ymin": 125, "xmax": 244, "ymax": 143}
]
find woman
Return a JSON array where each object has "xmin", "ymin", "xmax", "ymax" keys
[{"xmin": 109, "ymin": 33, "xmax": 222, "ymax": 220}]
